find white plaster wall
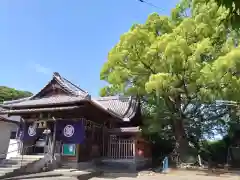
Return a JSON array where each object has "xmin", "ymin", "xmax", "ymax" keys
[
  {"xmin": 6, "ymin": 139, "xmax": 20, "ymax": 159},
  {"xmin": 0, "ymin": 122, "xmax": 12, "ymax": 159},
  {"xmin": 6, "ymin": 123, "xmax": 20, "ymax": 159}
]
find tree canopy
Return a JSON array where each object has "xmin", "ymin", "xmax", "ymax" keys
[
  {"xmin": 215, "ymin": 0, "xmax": 240, "ymax": 27},
  {"xmin": 100, "ymin": 0, "xmax": 240, "ymax": 162},
  {"xmin": 0, "ymin": 86, "xmax": 32, "ymax": 102}
]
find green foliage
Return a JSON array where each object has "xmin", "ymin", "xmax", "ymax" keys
[
  {"xmin": 101, "ymin": 0, "xmax": 240, "ymax": 102},
  {"xmin": 215, "ymin": 0, "xmax": 240, "ymax": 28},
  {"xmin": 199, "ymin": 136, "xmax": 230, "ymax": 164},
  {"xmin": 0, "ymin": 86, "xmax": 32, "ymax": 102},
  {"xmin": 100, "ymin": 0, "xmax": 240, "ymax": 159}
]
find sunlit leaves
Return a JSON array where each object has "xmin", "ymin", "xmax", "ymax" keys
[
  {"xmin": 146, "ymin": 73, "xmax": 177, "ymax": 94},
  {"xmin": 214, "ymin": 0, "xmax": 240, "ymax": 28},
  {"xmin": 100, "ymin": 0, "xmax": 240, "ymax": 105},
  {"xmin": 100, "ymin": 0, "xmax": 240, "ymax": 144}
]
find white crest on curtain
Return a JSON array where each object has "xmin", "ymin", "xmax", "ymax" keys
[{"xmin": 63, "ymin": 125, "xmax": 75, "ymax": 137}]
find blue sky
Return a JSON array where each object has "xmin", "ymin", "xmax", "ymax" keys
[{"xmin": 0, "ymin": 0, "xmax": 179, "ymax": 96}]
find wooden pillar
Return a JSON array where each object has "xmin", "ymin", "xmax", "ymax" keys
[
  {"xmin": 92, "ymin": 126, "xmax": 95, "ymax": 142},
  {"xmin": 76, "ymin": 144, "xmax": 80, "ymax": 162},
  {"xmin": 102, "ymin": 125, "xmax": 105, "ymax": 157},
  {"xmin": 51, "ymin": 119, "xmax": 57, "ymax": 161}
]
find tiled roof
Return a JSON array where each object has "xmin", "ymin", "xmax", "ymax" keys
[
  {"xmin": 1, "ymin": 73, "xmax": 139, "ymax": 121},
  {"xmin": 0, "ymin": 107, "xmax": 20, "ymax": 124},
  {"xmin": 3, "ymin": 72, "xmax": 90, "ymax": 105},
  {"xmin": 2, "ymin": 95, "xmax": 86, "ymax": 108},
  {"xmin": 0, "ymin": 106, "xmax": 80, "ymax": 115},
  {"xmin": 3, "ymin": 97, "xmax": 32, "ymax": 105},
  {"xmin": 2, "ymin": 95, "xmax": 139, "ymax": 120},
  {"xmin": 92, "ymin": 96, "xmax": 138, "ymax": 120},
  {"xmin": 52, "ymin": 72, "xmax": 89, "ymax": 98}
]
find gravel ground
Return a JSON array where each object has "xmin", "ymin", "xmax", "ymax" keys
[{"xmin": 91, "ymin": 170, "xmax": 240, "ymax": 180}]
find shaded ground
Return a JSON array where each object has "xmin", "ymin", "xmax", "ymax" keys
[
  {"xmin": 3, "ymin": 169, "xmax": 240, "ymax": 180},
  {"xmin": 3, "ymin": 169, "xmax": 99, "ymax": 180}
]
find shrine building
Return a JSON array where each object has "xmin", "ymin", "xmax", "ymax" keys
[{"xmin": 0, "ymin": 72, "xmax": 151, "ymax": 170}]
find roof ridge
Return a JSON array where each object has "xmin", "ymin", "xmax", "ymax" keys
[
  {"xmin": 53, "ymin": 72, "xmax": 89, "ymax": 97},
  {"xmin": 62, "ymin": 77, "xmax": 88, "ymax": 94},
  {"xmin": 29, "ymin": 77, "xmax": 56, "ymax": 100},
  {"xmin": 3, "ymin": 72, "xmax": 87, "ymax": 104}
]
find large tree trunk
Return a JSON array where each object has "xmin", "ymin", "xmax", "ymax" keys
[
  {"xmin": 165, "ymin": 95, "xmax": 195, "ymax": 164},
  {"xmin": 172, "ymin": 118, "xmax": 190, "ymax": 163}
]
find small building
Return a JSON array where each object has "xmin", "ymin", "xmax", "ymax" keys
[
  {"xmin": 0, "ymin": 108, "xmax": 20, "ymax": 160},
  {"xmin": 0, "ymin": 72, "xmax": 151, "ymax": 170}
]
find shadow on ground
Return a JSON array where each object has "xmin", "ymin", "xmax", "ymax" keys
[
  {"xmin": 97, "ymin": 161, "xmax": 157, "ymax": 179},
  {"xmin": 195, "ymin": 169, "xmax": 240, "ymax": 177},
  {"xmin": 3, "ymin": 174, "xmax": 63, "ymax": 180},
  {"xmin": 96, "ymin": 171, "xmax": 139, "ymax": 179}
]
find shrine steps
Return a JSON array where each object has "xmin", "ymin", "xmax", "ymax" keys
[
  {"xmin": 61, "ymin": 161, "xmax": 94, "ymax": 170},
  {"xmin": 0, "ymin": 154, "xmax": 54, "ymax": 179},
  {"xmin": 100, "ymin": 160, "xmax": 136, "ymax": 172}
]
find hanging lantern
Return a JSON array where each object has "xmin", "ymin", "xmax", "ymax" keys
[
  {"xmin": 43, "ymin": 128, "xmax": 51, "ymax": 135},
  {"xmin": 138, "ymin": 149, "xmax": 144, "ymax": 156}
]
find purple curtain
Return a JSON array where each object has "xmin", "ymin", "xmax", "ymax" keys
[
  {"xmin": 56, "ymin": 120, "xmax": 85, "ymax": 144},
  {"xmin": 20, "ymin": 123, "xmax": 42, "ymax": 142}
]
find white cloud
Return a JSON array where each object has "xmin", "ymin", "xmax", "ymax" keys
[{"xmin": 32, "ymin": 63, "xmax": 52, "ymax": 75}]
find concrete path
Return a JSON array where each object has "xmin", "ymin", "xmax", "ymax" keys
[
  {"xmin": 3, "ymin": 168, "xmax": 99, "ymax": 180},
  {"xmin": 9, "ymin": 176, "xmax": 76, "ymax": 180}
]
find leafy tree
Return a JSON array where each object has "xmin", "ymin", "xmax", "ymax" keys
[
  {"xmin": 172, "ymin": 0, "xmax": 240, "ymax": 28},
  {"xmin": 0, "ymin": 86, "xmax": 32, "ymax": 102},
  {"xmin": 100, "ymin": 0, "xmax": 240, "ymax": 161},
  {"xmin": 215, "ymin": 0, "xmax": 240, "ymax": 28}
]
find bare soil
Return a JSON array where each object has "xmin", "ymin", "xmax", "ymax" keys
[{"xmin": 90, "ymin": 169, "xmax": 240, "ymax": 180}]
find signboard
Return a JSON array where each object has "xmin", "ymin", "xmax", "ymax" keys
[{"xmin": 62, "ymin": 144, "xmax": 76, "ymax": 156}]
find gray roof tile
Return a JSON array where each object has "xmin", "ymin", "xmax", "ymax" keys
[
  {"xmin": 1, "ymin": 73, "xmax": 139, "ymax": 120},
  {"xmin": 92, "ymin": 96, "xmax": 138, "ymax": 120},
  {"xmin": 0, "ymin": 107, "xmax": 20, "ymax": 123},
  {"xmin": 3, "ymin": 72, "xmax": 89, "ymax": 105},
  {"xmin": 53, "ymin": 72, "xmax": 89, "ymax": 98},
  {"xmin": 2, "ymin": 95, "xmax": 86, "ymax": 108},
  {"xmin": 0, "ymin": 106, "xmax": 80, "ymax": 114},
  {"xmin": 3, "ymin": 97, "xmax": 32, "ymax": 105}
]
